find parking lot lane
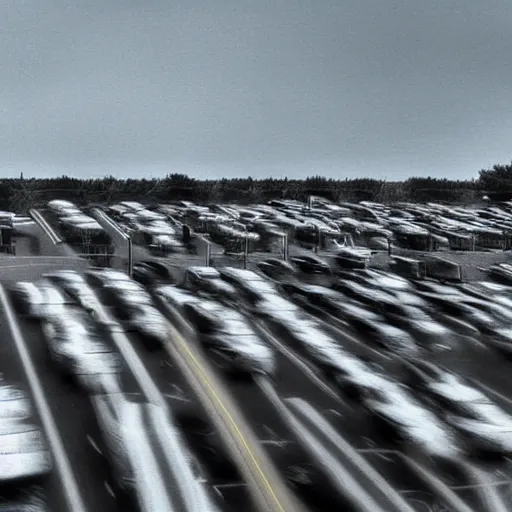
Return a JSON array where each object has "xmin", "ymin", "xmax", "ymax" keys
[
  {"xmin": 13, "ymin": 316, "xmax": 129, "ymax": 512},
  {"xmin": 0, "ymin": 312, "xmax": 70, "ymax": 511},
  {"xmin": 123, "ymin": 331, "xmax": 198, "ymax": 407}
]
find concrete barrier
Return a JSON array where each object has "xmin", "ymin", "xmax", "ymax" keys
[
  {"xmin": 424, "ymin": 255, "xmax": 462, "ymax": 282},
  {"xmin": 29, "ymin": 209, "xmax": 62, "ymax": 245},
  {"xmin": 90, "ymin": 208, "xmax": 133, "ymax": 276}
]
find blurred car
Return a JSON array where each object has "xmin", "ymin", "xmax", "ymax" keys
[
  {"xmin": 132, "ymin": 260, "xmax": 173, "ymax": 287},
  {"xmin": 418, "ymin": 291, "xmax": 499, "ymax": 335},
  {"xmin": 182, "ymin": 299, "xmax": 275, "ymax": 376},
  {"xmin": 181, "ymin": 266, "xmax": 237, "ymax": 302},
  {"xmin": 290, "ymin": 254, "xmax": 332, "ymax": 275},
  {"xmin": 0, "ymin": 422, "xmax": 52, "ymax": 484},
  {"xmin": 331, "ymin": 280, "xmax": 406, "ymax": 317},
  {"xmin": 85, "ymin": 268, "xmax": 133, "ymax": 290},
  {"xmin": 9, "ymin": 282, "xmax": 44, "ymax": 318},
  {"xmin": 489, "ymin": 263, "xmax": 512, "ymax": 284},
  {"xmin": 183, "ymin": 266, "xmax": 221, "ymax": 286},
  {"xmin": 36, "ymin": 279, "xmax": 79, "ymax": 317},
  {"xmin": 382, "ymin": 305, "xmax": 454, "ymax": 352},
  {"xmin": 405, "ymin": 360, "xmax": 512, "ymax": 455},
  {"xmin": 361, "ymin": 377, "xmax": 461, "ymax": 460},
  {"xmin": 256, "ymin": 258, "xmax": 297, "ymax": 281},
  {"xmin": 335, "ymin": 269, "xmax": 372, "ymax": 285},
  {"xmin": 117, "ymin": 302, "xmax": 169, "ymax": 350},
  {"xmin": 42, "ymin": 315, "xmax": 122, "ymax": 392},
  {"xmin": 0, "ymin": 495, "xmax": 48, "ymax": 512},
  {"xmin": 219, "ymin": 267, "xmax": 277, "ymax": 304},
  {"xmin": 280, "ymin": 282, "xmax": 351, "ymax": 324},
  {"xmin": 101, "ymin": 281, "xmax": 168, "ymax": 350},
  {"xmin": 156, "ymin": 285, "xmax": 198, "ymax": 311},
  {"xmin": 0, "ymin": 384, "xmax": 32, "ymax": 421},
  {"xmin": 43, "ymin": 270, "xmax": 97, "ymax": 313},
  {"xmin": 334, "ymin": 247, "xmax": 371, "ymax": 269},
  {"xmin": 334, "ymin": 302, "xmax": 420, "ymax": 357}
]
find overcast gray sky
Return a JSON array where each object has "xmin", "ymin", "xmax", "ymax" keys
[{"xmin": 1, "ymin": 0, "xmax": 511, "ymax": 180}]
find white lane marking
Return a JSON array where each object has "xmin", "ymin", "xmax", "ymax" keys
[
  {"xmin": 252, "ymin": 321, "xmax": 343, "ymax": 403},
  {"xmin": 0, "ymin": 285, "xmax": 87, "ymax": 512},
  {"xmin": 86, "ymin": 434, "xmax": 103, "ymax": 456},
  {"xmin": 468, "ymin": 378, "xmax": 512, "ymax": 408},
  {"xmin": 104, "ymin": 481, "xmax": 116, "ymax": 499},
  {"xmin": 90, "ymin": 296, "xmax": 166, "ymax": 408}
]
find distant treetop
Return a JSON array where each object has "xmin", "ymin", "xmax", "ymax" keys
[{"xmin": 0, "ymin": 161, "xmax": 509, "ymax": 213}]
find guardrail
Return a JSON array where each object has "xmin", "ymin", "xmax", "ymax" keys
[
  {"xmin": 29, "ymin": 209, "xmax": 63, "ymax": 245},
  {"xmin": 91, "ymin": 208, "xmax": 133, "ymax": 276}
]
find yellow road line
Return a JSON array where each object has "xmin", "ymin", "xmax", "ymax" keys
[{"xmin": 167, "ymin": 327, "xmax": 286, "ymax": 512}]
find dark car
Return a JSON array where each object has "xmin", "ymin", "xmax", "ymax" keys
[
  {"xmin": 489, "ymin": 263, "xmax": 512, "ymax": 284},
  {"xmin": 182, "ymin": 300, "xmax": 275, "ymax": 376},
  {"xmin": 290, "ymin": 255, "xmax": 332, "ymax": 275},
  {"xmin": 132, "ymin": 263, "xmax": 160, "ymax": 287},
  {"xmin": 133, "ymin": 261, "xmax": 173, "ymax": 287},
  {"xmin": 256, "ymin": 258, "xmax": 297, "ymax": 281},
  {"xmin": 9, "ymin": 281, "xmax": 43, "ymax": 318}
]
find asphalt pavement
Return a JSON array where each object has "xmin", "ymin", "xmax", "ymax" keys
[
  {"xmin": 0, "ymin": 299, "xmax": 70, "ymax": 512},
  {"xmin": 8, "ymin": 209, "xmax": 512, "ymax": 511}
]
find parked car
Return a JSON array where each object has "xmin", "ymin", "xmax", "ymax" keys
[
  {"xmin": 0, "ymin": 422, "xmax": 52, "ymax": 484},
  {"xmin": 42, "ymin": 314, "xmax": 122, "ymax": 392},
  {"xmin": 182, "ymin": 299, "xmax": 275, "ymax": 376},
  {"xmin": 132, "ymin": 260, "xmax": 173, "ymax": 287},
  {"xmin": 290, "ymin": 254, "xmax": 332, "ymax": 275},
  {"xmin": 0, "ymin": 384, "xmax": 32, "ymax": 421},
  {"xmin": 256, "ymin": 258, "xmax": 297, "ymax": 281},
  {"xmin": 405, "ymin": 360, "xmax": 512, "ymax": 456},
  {"xmin": 361, "ymin": 376, "xmax": 461, "ymax": 460},
  {"xmin": 43, "ymin": 270, "xmax": 97, "ymax": 313},
  {"xmin": 9, "ymin": 282, "xmax": 44, "ymax": 318}
]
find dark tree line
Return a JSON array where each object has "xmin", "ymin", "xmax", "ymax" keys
[{"xmin": 0, "ymin": 161, "xmax": 511, "ymax": 213}]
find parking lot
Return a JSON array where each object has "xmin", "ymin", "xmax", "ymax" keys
[{"xmin": 3, "ymin": 198, "xmax": 512, "ymax": 511}]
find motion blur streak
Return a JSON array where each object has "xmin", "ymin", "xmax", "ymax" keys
[
  {"xmin": 164, "ymin": 319, "xmax": 303, "ymax": 512},
  {"xmin": 0, "ymin": 285, "xmax": 87, "ymax": 512},
  {"xmin": 257, "ymin": 379, "xmax": 413, "ymax": 512},
  {"xmin": 400, "ymin": 455, "xmax": 474, "ymax": 512},
  {"xmin": 88, "ymin": 294, "xmax": 218, "ymax": 511}
]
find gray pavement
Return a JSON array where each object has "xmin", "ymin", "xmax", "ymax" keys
[{"xmin": 7, "ymin": 212, "xmax": 512, "ymax": 511}]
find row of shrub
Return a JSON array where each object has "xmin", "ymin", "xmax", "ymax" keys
[{"xmin": 1, "ymin": 161, "xmax": 511, "ymax": 212}]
